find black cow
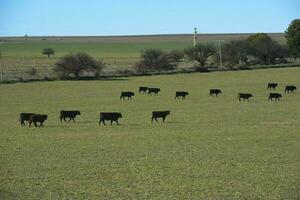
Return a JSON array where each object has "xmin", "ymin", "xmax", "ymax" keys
[
  {"xmin": 237, "ymin": 93, "xmax": 253, "ymax": 101},
  {"xmin": 209, "ymin": 89, "xmax": 222, "ymax": 96},
  {"xmin": 267, "ymin": 83, "xmax": 278, "ymax": 90},
  {"xmin": 148, "ymin": 88, "xmax": 160, "ymax": 95},
  {"xmin": 29, "ymin": 114, "xmax": 48, "ymax": 127},
  {"xmin": 268, "ymin": 93, "xmax": 282, "ymax": 101},
  {"xmin": 285, "ymin": 85, "xmax": 297, "ymax": 93},
  {"xmin": 99, "ymin": 112, "xmax": 122, "ymax": 125},
  {"xmin": 175, "ymin": 91, "xmax": 189, "ymax": 99},
  {"xmin": 139, "ymin": 87, "xmax": 149, "ymax": 93},
  {"xmin": 19, "ymin": 113, "xmax": 36, "ymax": 126},
  {"xmin": 151, "ymin": 111, "xmax": 170, "ymax": 123},
  {"xmin": 60, "ymin": 110, "xmax": 80, "ymax": 123},
  {"xmin": 120, "ymin": 92, "xmax": 135, "ymax": 100}
]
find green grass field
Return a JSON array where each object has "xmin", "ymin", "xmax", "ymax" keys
[
  {"xmin": 1, "ymin": 67, "xmax": 299, "ymax": 199},
  {"xmin": 0, "ymin": 33, "xmax": 286, "ymax": 79}
]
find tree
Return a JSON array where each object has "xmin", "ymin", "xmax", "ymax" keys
[
  {"xmin": 42, "ymin": 48, "xmax": 55, "ymax": 58},
  {"xmin": 167, "ymin": 50, "xmax": 184, "ymax": 62},
  {"xmin": 221, "ymin": 40, "xmax": 249, "ymax": 67},
  {"xmin": 135, "ymin": 49, "xmax": 175, "ymax": 72},
  {"xmin": 247, "ymin": 33, "xmax": 288, "ymax": 64},
  {"xmin": 285, "ymin": 19, "xmax": 300, "ymax": 58},
  {"xmin": 184, "ymin": 43, "xmax": 216, "ymax": 67},
  {"xmin": 54, "ymin": 53, "xmax": 105, "ymax": 78}
]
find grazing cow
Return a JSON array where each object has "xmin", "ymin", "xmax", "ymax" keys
[
  {"xmin": 267, "ymin": 83, "xmax": 278, "ymax": 90},
  {"xmin": 285, "ymin": 85, "xmax": 297, "ymax": 93},
  {"xmin": 151, "ymin": 111, "xmax": 170, "ymax": 123},
  {"xmin": 29, "ymin": 114, "xmax": 48, "ymax": 127},
  {"xmin": 209, "ymin": 89, "xmax": 222, "ymax": 96},
  {"xmin": 268, "ymin": 93, "xmax": 282, "ymax": 101},
  {"xmin": 175, "ymin": 91, "xmax": 189, "ymax": 99},
  {"xmin": 139, "ymin": 87, "xmax": 149, "ymax": 93},
  {"xmin": 19, "ymin": 113, "xmax": 36, "ymax": 126},
  {"xmin": 148, "ymin": 88, "xmax": 160, "ymax": 95},
  {"xmin": 120, "ymin": 92, "xmax": 135, "ymax": 100},
  {"xmin": 60, "ymin": 110, "xmax": 80, "ymax": 123},
  {"xmin": 99, "ymin": 112, "xmax": 122, "ymax": 125},
  {"xmin": 237, "ymin": 93, "xmax": 253, "ymax": 101}
]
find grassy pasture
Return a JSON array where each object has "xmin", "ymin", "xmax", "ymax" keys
[
  {"xmin": 0, "ymin": 33, "xmax": 286, "ymax": 77},
  {"xmin": 0, "ymin": 67, "xmax": 300, "ymax": 199}
]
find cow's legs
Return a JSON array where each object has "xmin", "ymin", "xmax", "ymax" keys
[
  {"xmin": 155, "ymin": 118, "xmax": 158, "ymax": 122},
  {"xmin": 151, "ymin": 117, "xmax": 154, "ymax": 123},
  {"xmin": 34, "ymin": 121, "xmax": 38, "ymax": 127},
  {"xmin": 111, "ymin": 120, "xmax": 113, "ymax": 125},
  {"xmin": 99, "ymin": 119, "xmax": 104, "ymax": 125},
  {"xmin": 63, "ymin": 117, "xmax": 67, "ymax": 123},
  {"xmin": 72, "ymin": 117, "xmax": 75, "ymax": 123},
  {"xmin": 116, "ymin": 120, "xmax": 120, "ymax": 125},
  {"xmin": 29, "ymin": 121, "xmax": 32, "ymax": 128},
  {"xmin": 163, "ymin": 117, "xmax": 165, "ymax": 122}
]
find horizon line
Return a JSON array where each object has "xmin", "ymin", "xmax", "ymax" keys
[{"xmin": 0, "ymin": 32, "xmax": 285, "ymax": 38}]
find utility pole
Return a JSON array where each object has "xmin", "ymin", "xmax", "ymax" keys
[
  {"xmin": 194, "ymin": 28, "xmax": 197, "ymax": 47},
  {"xmin": 218, "ymin": 40, "xmax": 224, "ymax": 69},
  {"xmin": 0, "ymin": 50, "xmax": 3, "ymax": 81}
]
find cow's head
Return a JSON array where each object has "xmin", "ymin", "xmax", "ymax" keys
[
  {"xmin": 76, "ymin": 111, "xmax": 81, "ymax": 115},
  {"xmin": 249, "ymin": 94, "xmax": 253, "ymax": 97},
  {"xmin": 118, "ymin": 113, "xmax": 122, "ymax": 118},
  {"xmin": 185, "ymin": 92, "xmax": 189, "ymax": 95},
  {"xmin": 131, "ymin": 92, "xmax": 135, "ymax": 96},
  {"xmin": 166, "ymin": 111, "xmax": 170, "ymax": 115}
]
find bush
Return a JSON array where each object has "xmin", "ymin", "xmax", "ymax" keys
[
  {"xmin": 26, "ymin": 68, "xmax": 38, "ymax": 77},
  {"xmin": 54, "ymin": 53, "xmax": 105, "ymax": 78},
  {"xmin": 135, "ymin": 49, "xmax": 176, "ymax": 73},
  {"xmin": 167, "ymin": 50, "xmax": 184, "ymax": 62}
]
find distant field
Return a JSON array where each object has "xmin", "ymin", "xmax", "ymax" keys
[
  {"xmin": 0, "ymin": 33, "xmax": 286, "ymax": 79},
  {"xmin": 0, "ymin": 67, "xmax": 299, "ymax": 199}
]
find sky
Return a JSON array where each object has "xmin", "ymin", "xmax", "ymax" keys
[{"xmin": 0, "ymin": 0, "xmax": 299, "ymax": 36}]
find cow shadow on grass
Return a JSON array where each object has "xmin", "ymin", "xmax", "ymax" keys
[
  {"xmin": 76, "ymin": 121, "xmax": 97, "ymax": 124},
  {"xmin": 166, "ymin": 121, "xmax": 185, "ymax": 124}
]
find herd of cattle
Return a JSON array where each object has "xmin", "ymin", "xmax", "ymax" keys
[{"xmin": 19, "ymin": 84, "xmax": 297, "ymax": 127}]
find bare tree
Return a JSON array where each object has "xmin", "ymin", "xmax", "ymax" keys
[{"xmin": 185, "ymin": 43, "xmax": 216, "ymax": 67}]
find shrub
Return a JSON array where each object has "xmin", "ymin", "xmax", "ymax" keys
[
  {"xmin": 54, "ymin": 53, "xmax": 105, "ymax": 78},
  {"xmin": 135, "ymin": 49, "xmax": 176, "ymax": 73}
]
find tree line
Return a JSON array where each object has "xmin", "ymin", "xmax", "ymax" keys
[{"xmin": 46, "ymin": 19, "xmax": 300, "ymax": 78}]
